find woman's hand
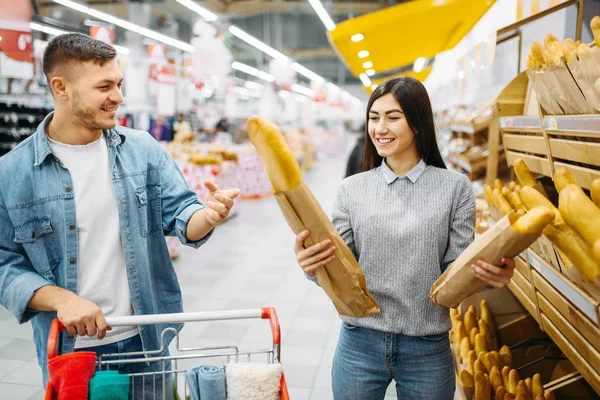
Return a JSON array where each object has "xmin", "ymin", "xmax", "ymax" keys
[
  {"xmin": 294, "ymin": 230, "xmax": 336, "ymax": 276},
  {"xmin": 471, "ymin": 257, "xmax": 515, "ymax": 288}
]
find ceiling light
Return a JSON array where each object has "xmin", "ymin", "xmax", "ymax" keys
[
  {"xmin": 307, "ymin": 0, "xmax": 336, "ymax": 31},
  {"xmin": 366, "ymin": 69, "xmax": 375, "ymax": 76},
  {"xmin": 292, "ymin": 62, "xmax": 324, "ymax": 83},
  {"xmin": 359, "ymin": 73, "xmax": 371, "ymax": 87},
  {"xmin": 291, "ymin": 83, "xmax": 314, "ymax": 97},
  {"xmin": 358, "ymin": 50, "xmax": 369, "ymax": 59},
  {"xmin": 351, "ymin": 33, "xmax": 364, "ymax": 42},
  {"xmin": 173, "ymin": 0, "xmax": 217, "ymax": 21},
  {"xmin": 244, "ymin": 81, "xmax": 264, "ymax": 90},
  {"xmin": 362, "ymin": 61, "xmax": 373, "ymax": 69},
  {"xmin": 371, "ymin": 84, "xmax": 378, "ymax": 91},
  {"xmin": 52, "ymin": 0, "xmax": 194, "ymax": 52},
  {"xmin": 228, "ymin": 26, "xmax": 288, "ymax": 62},
  {"xmin": 29, "ymin": 22, "xmax": 130, "ymax": 54},
  {"xmin": 232, "ymin": 61, "xmax": 275, "ymax": 82},
  {"xmin": 413, "ymin": 57, "xmax": 427, "ymax": 73}
]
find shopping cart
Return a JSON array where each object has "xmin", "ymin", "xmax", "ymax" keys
[{"xmin": 45, "ymin": 307, "xmax": 290, "ymax": 400}]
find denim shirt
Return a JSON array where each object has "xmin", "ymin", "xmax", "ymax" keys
[{"xmin": 0, "ymin": 113, "xmax": 212, "ymax": 384}]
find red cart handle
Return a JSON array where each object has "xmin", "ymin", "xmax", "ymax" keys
[{"xmin": 48, "ymin": 308, "xmax": 282, "ymax": 359}]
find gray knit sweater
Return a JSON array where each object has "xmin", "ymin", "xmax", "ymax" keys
[{"xmin": 325, "ymin": 161, "xmax": 476, "ymax": 336}]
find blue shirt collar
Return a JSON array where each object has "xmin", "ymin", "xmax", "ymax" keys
[
  {"xmin": 33, "ymin": 111, "xmax": 126, "ymax": 167},
  {"xmin": 379, "ymin": 158, "xmax": 427, "ymax": 184}
]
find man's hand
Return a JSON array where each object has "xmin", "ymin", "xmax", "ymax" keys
[
  {"xmin": 56, "ymin": 295, "xmax": 110, "ymax": 339},
  {"xmin": 204, "ymin": 181, "xmax": 241, "ymax": 227}
]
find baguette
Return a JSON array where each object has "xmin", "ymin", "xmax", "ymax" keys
[
  {"xmin": 502, "ymin": 366, "xmax": 511, "ymax": 388},
  {"xmin": 592, "ymin": 16, "xmax": 600, "ymax": 47},
  {"xmin": 495, "ymin": 179, "xmax": 504, "ymax": 190},
  {"xmin": 515, "ymin": 396, "xmax": 526, "ymax": 400},
  {"xmin": 505, "ymin": 394, "xmax": 516, "ymax": 400},
  {"xmin": 559, "ymin": 184, "xmax": 600, "ymax": 248},
  {"xmin": 455, "ymin": 321, "xmax": 468, "ymax": 347},
  {"xmin": 532, "ymin": 373, "xmax": 543, "ymax": 398},
  {"xmin": 535, "ymin": 396, "xmax": 544, "ymax": 400},
  {"xmin": 577, "ymin": 43, "xmax": 591, "ymax": 59},
  {"xmin": 490, "ymin": 366, "xmax": 503, "ymax": 392},
  {"xmin": 475, "ymin": 359, "xmax": 487, "ymax": 374},
  {"xmin": 482, "ymin": 351, "xmax": 495, "ymax": 372},
  {"xmin": 509, "ymin": 369, "xmax": 520, "ymax": 395},
  {"xmin": 494, "ymin": 188, "xmax": 514, "ymax": 215},
  {"xmin": 461, "ymin": 369, "xmax": 475, "ymax": 387},
  {"xmin": 511, "ymin": 206, "xmax": 554, "ymax": 235},
  {"xmin": 502, "ymin": 186, "xmax": 512, "ymax": 198},
  {"xmin": 544, "ymin": 390, "xmax": 555, "ymax": 400},
  {"xmin": 491, "ymin": 351, "xmax": 504, "ymax": 368},
  {"xmin": 521, "ymin": 186, "xmax": 600, "ymax": 282},
  {"xmin": 461, "ymin": 337, "xmax": 472, "ymax": 364},
  {"xmin": 563, "ymin": 39, "xmax": 578, "ymax": 63},
  {"xmin": 465, "ymin": 309, "xmax": 478, "ymax": 333},
  {"xmin": 467, "ymin": 350, "xmax": 477, "ymax": 375},
  {"xmin": 591, "ymin": 179, "xmax": 600, "ymax": 208},
  {"xmin": 508, "ymin": 191, "xmax": 527, "ymax": 211},
  {"xmin": 554, "ymin": 167, "xmax": 578, "ymax": 193},
  {"xmin": 509, "ymin": 181, "xmax": 518, "ymax": 191},
  {"xmin": 475, "ymin": 371, "xmax": 491, "ymax": 400},
  {"xmin": 516, "ymin": 380, "xmax": 532, "ymax": 400},
  {"xmin": 475, "ymin": 333, "xmax": 489, "ymax": 355},
  {"xmin": 499, "ymin": 345, "xmax": 512, "ymax": 367},
  {"xmin": 531, "ymin": 42, "xmax": 547, "ymax": 69},
  {"xmin": 470, "ymin": 327, "xmax": 479, "ymax": 347},
  {"xmin": 514, "ymin": 158, "xmax": 537, "ymax": 187},
  {"xmin": 247, "ymin": 116, "xmax": 302, "ymax": 191},
  {"xmin": 525, "ymin": 378, "xmax": 532, "ymax": 394},
  {"xmin": 485, "ymin": 184, "xmax": 496, "ymax": 207},
  {"xmin": 544, "ymin": 34, "xmax": 563, "ymax": 65},
  {"xmin": 481, "ymin": 299, "xmax": 492, "ymax": 324},
  {"xmin": 496, "ymin": 387, "xmax": 508, "ymax": 400}
]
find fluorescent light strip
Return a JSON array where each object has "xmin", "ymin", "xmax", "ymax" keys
[
  {"xmin": 366, "ymin": 69, "xmax": 375, "ymax": 77},
  {"xmin": 173, "ymin": 0, "xmax": 217, "ymax": 21},
  {"xmin": 232, "ymin": 61, "xmax": 275, "ymax": 82},
  {"xmin": 29, "ymin": 22, "xmax": 130, "ymax": 54},
  {"xmin": 292, "ymin": 62, "xmax": 324, "ymax": 83},
  {"xmin": 362, "ymin": 61, "xmax": 373, "ymax": 69},
  {"xmin": 351, "ymin": 33, "xmax": 364, "ymax": 42},
  {"xmin": 307, "ymin": 0, "xmax": 336, "ymax": 31},
  {"xmin": 244, "ymin": 81, "xmax": 264, "ymax": 90},
  {"xmin": 53, "ymin": 0, "xmax": 194, "ymax": 52},
  {"xmin": 358, "ymin": 50, "xmax": 369, "ymax": 59},
  {"xmin": 359, "ymin": 73, "xmax": 371, "ymax": 87},
  {"xmin": 413, "ymin": 57, "xmax": 427, "ymax": 73},
  {"xmin": 229, "ymin": 26, "xmax": 288, "ymax": 62},
  {"xmin": 291, "ymin": 83, "xmax": 314, "ymax": 97}
]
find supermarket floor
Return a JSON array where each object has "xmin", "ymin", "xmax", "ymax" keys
[{"xmin": 0, "ymin": 137, "xmax": 398, "ymax": 400}]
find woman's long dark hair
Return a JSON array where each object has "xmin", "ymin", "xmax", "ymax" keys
[{"xmin": 362, "ymin": 77, "xmax": 446, "ymax": 172}]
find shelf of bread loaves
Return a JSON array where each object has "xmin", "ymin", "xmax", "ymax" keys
[
  {"xmin": 451, "ymin": 287, "xmax": 600, "ymax": 399},
  {"xmin": 481, "ymin": 158, "xmax": 600, "ymax": 395}
]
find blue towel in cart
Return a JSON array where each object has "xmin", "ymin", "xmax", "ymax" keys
[
  {"xmin": 185, "ymin": 365, "xmax": 226, "ymax": 400},
  {"xmin": 89, "ymin": 370, "xmax": 130, "ymax": 400},
  {"xmin": 198, "ymin": 365, "xmax": 226, "ymax": 400}
]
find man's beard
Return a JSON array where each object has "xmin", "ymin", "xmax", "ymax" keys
[{"xmin": 71, "ymin": 92, "xmax": 117, "ymax": 130}]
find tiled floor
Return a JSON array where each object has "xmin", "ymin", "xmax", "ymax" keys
[{"xmin": 0, "ymin": 138, "xmax": 398, "ymax": 400}]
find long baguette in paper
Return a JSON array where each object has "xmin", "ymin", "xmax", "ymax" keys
[
  {"xmin": 247, "ymin": 116, "xmax": 380, "ymax": 317},
  {"xmin": 430, "ymin": 208, "xmax": 554, "ymax": 308}
]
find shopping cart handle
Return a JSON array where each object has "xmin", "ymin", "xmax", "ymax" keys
[{"xmin": 47, "ymin": 307, "xmax": 281, "ymax": 359}]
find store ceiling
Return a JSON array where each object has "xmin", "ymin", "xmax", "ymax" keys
[{"xmin": 329, "ymin": 0, "xmax": 496, "ymax": 87}]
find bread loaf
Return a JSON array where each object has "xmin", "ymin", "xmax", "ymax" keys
[
  {"xmin": 465, "ymin": 309, "xmax": 478, "ymax": 333},
  {"xmin": 494, "ymin": 179, "xmax": 504, "ymax": 190},
  {"xmin": 514, "ymin": 158, "xmax": 537, "ymax": 186},
  {"xmin": 475, "ymin": 371, "xmax": 491, "ymax": 400},
  {"xmin": 563, "ymin": 39, "xmax": 578, "ymax": 63},
  {"xmin": 544, "ymin": 34, "xmax": 563, "ymax": 65},
  {"xmin": 469, "ymin": 327, "xmax": 479, "ymax": 347},
  {"xmin": 577, "ymin": 43, "xmax": 591, "ymax": 59},
  {"xmin": 461, "ymin": 369, "xmax": 475, "ymax": 387},
  {"xmin": 511, "ymin": 206, "xmax": 554, "ymax": 235},
  {"xmin": 499, "ymin": 345, "xmax": 512, "ymax": 367},
  {"xmin": 592, "ymin": 16, "xmax": 600, "ymax": 47},
  {"xmin": 490, "ymin": 366, "xmax": 503, "ymax": 392},
  {"xmin": 481, "ymin": 299, "xmax": 492, "ymax": 324},
  {"xmin": 544, "ymin": 390, "xmax": 555, "ymax": 400},
  {"xmin": 496, "ymin": 387, "xmax": 508, "ymax": 400},
  {"xmin": 516, "ymin": 380, "xmax": 532, "ymax": 400},
  {"xmin": 504, "ymin": 394, "xmax": 516, "ymax": 400},
  {"xmin": 532, "ymin": 374, "xmax": 543, "ymax": 397},
  {"xmin": 591, "ymin": 179, "xmax": 600, "ymax": 208},
  {"xmin": 494, "ymin": 188, "xmax": 514, "ymax": 215},
  {"xmin": 454, "ymin": 321, "xmax": 467, "ymax": 347},
  {"xmin": 509, "ymin": 370, "xmax": 520, "ymax": 395},
  {"xmin": 509, "ymin": 181, "xmax": 518, "ymax": 191},
  {"xmin": 502, "ymin": 186, "xmax": 512, "ymax": 198},
  {"xmin": 482, "ymin": 352, "xmax": 494, "ymax": 372},
  {"xmin": 502, "ymin": 366, "xmax": 511, "ymax": 388},
  {"xmin": 485, "ymin": 184, "xmax": 495, "ymax": 207},
  {"xmin": 530, "ymin": 42, "xmax": 546, "ymax": 69},
  {"xmin": 247, "ymin": 116, "xmax": 302, "ymax": 192},
  {"xmin": 460, "ymin": 337, "xmax": 472, "ymax": 364},
  {"xmin": 491, "ymin": 351, "xmax": 504, "ymax": 368},
  {"xmin": 558, "ymin": 184, "xmax": 600, "ymax": 251},
  {"xmin": 475, "ymin": 333, "xmax": 489, "ymax": 354},
  {"xmin": 521, "ymin": 186, "xmax": 600, "ymax": 282},
  {"xmin": 467, "ymin": 350, "xmax": 477, "ymax": 375},
  {"xmin": 554, "ymin": 167, "xmax": 578, "ymax": 193},
  {"xmin": 475, "ymin": 359, "xmax": 487, "ymax": 374},
  {"xmin": 508, "ymin": 191, "xmax": 527, "ymax": 211}
]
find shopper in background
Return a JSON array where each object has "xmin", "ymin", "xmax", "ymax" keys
[
  {"xmin": 294, "ymin": 77, "xmax": 515, "ymax": 400},
  {"xmin": 344, "ymin": 124, "xmax": 366, "ymax": 178},
  {"xmin": 0, "ymin": 33, "xmax": 240, "ymax": 397}
]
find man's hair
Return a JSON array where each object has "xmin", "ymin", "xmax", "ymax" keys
[{"xmin": 43, "ymin": 33, "xmax": 117, "ymax": 85}]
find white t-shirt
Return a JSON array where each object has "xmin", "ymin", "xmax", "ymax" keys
[{"xmin": 48, "ymin": 134, "xmax": 138, "ymax": 348}]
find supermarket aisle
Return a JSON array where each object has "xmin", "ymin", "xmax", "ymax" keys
[{"xmin": 0, "ymin": 137, "xmax": 396, "ymax": 400}]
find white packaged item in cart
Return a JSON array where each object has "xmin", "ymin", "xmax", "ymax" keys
[{"xmin": 225, "ymin": 362, "xmax": 282, "ymax": 400}]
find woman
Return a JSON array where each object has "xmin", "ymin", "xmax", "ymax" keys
[{"xmin": 294, "ymin": 77, "xmax": 515, "ymax": 400}]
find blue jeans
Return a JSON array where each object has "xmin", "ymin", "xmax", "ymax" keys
[
  {"xmin": 332, "ymin": 322, "xmax": 455, "ymax": 400},
  {"xmin": 76, "ymin": 335, "xmax": 174, "ymax": 400}
]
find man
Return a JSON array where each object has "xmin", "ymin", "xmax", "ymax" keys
[
  {"xmin": 345, "ymin": 124, "xmax": 366, "ymax": 178},
  {"xmin": 0, "ymin": 33, "xmax": 239, "ymax": 394}
]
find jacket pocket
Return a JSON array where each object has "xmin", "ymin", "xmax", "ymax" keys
[
  {"xmin": 135, "ymin": 184, "xmax": 163, "ymax": 237},
  {"xmin": 13, "ymin": 216, "xmax": 60, "ymax": 280}
]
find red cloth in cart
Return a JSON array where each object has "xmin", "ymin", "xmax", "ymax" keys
[{"xmin": 47, "ymin": 351, "xmax": 96, "ymax": 400}]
